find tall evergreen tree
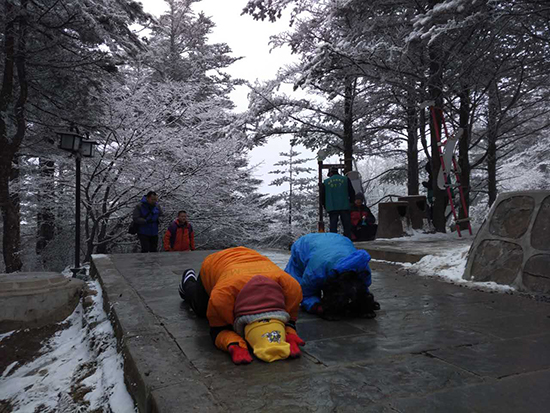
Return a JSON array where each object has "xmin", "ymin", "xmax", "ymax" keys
[{"xmin": 269, "ymin": 146, "xmax": 315, "ymax": 244}]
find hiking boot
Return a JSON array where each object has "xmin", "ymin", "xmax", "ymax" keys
[{"xmin": 179, "ymin": 268, "xmax": 197, "ymax": 300}]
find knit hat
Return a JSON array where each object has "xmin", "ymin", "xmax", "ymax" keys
[
  {"xmin": 328, "ymin": 166, "xmax": 339, "ymax": 176},
  {"xmin": 244, "ymin": 319, "xmax": 290, "ymax": 362},
  {"xmin": 233, "ymin": 275, "xmax": 291, "ymax": 362},
  {"xmin": 233, "ymin": 275, "xmax": 290, "ymax": 337}
]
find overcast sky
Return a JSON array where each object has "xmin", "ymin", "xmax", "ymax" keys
[{"xmin": 138, "ymin": 0, "xmax": 321, "ymax": 195}]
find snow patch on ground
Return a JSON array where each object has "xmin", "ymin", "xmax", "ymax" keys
[
  {"xmin": 0, "ymin": 279, "xmax": 136, "ymax": 413},
  {"xmin": 61, "ymin": 265, "xmax": 75, "ymax": 278},
  {"xmin": 375, "ymin": 241, "xmax": 515, "ymax": 294},
  {"xmin": 0, "ymin": 330, "xmax": 15, "ymax": 343},
  {"xmin": 376, "ymin": 229, "xmax": 475, "ymax": 242}
]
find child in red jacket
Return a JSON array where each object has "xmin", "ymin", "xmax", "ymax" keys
[{"xmin": 163, "ymin": 211, "xmax": 195, "ymax": 251}]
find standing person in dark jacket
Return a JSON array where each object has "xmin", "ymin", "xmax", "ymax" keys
[
  {"xmin": 132, "ymin": 191, "xmax": 163, "ymax": 253},
  {"xmin": 320, "ymin": 166, "xmax": 355, "ymax": 238},
  {"xmin": 163, "ymin": 211, "xmax": 195, "ymax": 251}
]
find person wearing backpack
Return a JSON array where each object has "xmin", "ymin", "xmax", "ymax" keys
[
  {"xmin": 163, "ymin": 211, "xmax": 195, "ymax": 251},
  {"xmin": 132, "ymin": 191, "xmax": 164, "ymax": 253}
]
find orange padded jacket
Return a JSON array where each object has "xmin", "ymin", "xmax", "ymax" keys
[
  {"xmin": 199, "ymin": 247, "xmax": 302, "ymax": 351},
  {"xmin": 163, "ymin": 221, "xmax": 195, "ymax": 251}
]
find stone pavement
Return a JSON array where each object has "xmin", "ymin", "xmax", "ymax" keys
[{"xmin": 91, "ymin": 246, "xmax": 550, "ymax": 413}]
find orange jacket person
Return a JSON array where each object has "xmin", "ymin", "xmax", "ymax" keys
[
  {"xmin": 178, "ymin": 247, "xmax": 305, "ymax": 365},
  {"xmin": 163, "ymin": 211, "xmax": 195, "ymax": 251}
]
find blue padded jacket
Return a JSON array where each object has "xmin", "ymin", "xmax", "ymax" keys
[
  {"xmin": 284, "ymin": 233, "xmax": 372, "ymax": 311},
  {"xmin": 134, "ymin": 196, "xmax": 161, "ymax": 236}
]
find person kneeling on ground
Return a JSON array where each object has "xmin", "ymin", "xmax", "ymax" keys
[
  {"xmin": 178, "ymin": 247, "xmax": 305, "ymax": 365},
  {"xmin": 285, "ymin": 233, "xmax": 380, "ymax": 320}
]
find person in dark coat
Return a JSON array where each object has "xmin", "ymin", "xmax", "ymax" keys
[
  {"xmin": 320, "ymin": 166, "xmax": 355, "ymax": 238},
  {"xmin": 132, "ymin": 191, "xmax": 163, "ymax": 253},
  {"xmin": 350, "ymin": 193, "xmax": 378, "ymax": 241}
]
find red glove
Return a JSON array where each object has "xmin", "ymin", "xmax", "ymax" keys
[
  {"xmin": 228, "ymin": 344, "xmax": 253, "ymax": 365},
  {"xmin": 286, "ymin": 333, "xmax": 305, "ymax": 358}
]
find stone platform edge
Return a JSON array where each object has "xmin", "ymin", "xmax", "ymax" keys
[
  {"xmin": 90, "ymin": 254, "xmax": 221, "ymax": 413},
  {"xmin": 355, "ymin": 244, "xmax": 425, "ymax": 263}
]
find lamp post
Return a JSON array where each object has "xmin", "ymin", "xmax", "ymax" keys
[{"xmin": 56, "ymin": 129, "xmax": 98, "ymax": 277}]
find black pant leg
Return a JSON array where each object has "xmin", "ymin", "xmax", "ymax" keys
[
  {"xmin": 341, "ymin": 211, "xmax": 352, "ymax": 239},
  {"xmin": 366, "ymin": 224, "xmax": 378, "ymax": 240},
  {"xmin": 138, "ymin": 235, "xmax": 159, "ymax": 252},
  {"xmin": 149, "ymin": 235, "xmax": 159, "ymax": 252},
  {"xmin": 138, "ymin": 234, "xmax": 149, "ymax": 253},
  {"xmin": 183, "ymin": 275, "xmax": 209, "ymax": 317},
  {"xmin": 329, "ymin": 211, "xmax": 339, "ymax": 233}
]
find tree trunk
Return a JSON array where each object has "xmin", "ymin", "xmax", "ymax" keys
[
  {"xmin": 487, "ymin": 79, "xmax": 498, "ymax": 207},
  {"xmin": 419, "ymin": 106, "xmax": 430, "ymax": 162},
  {"xmin": 406, "ymin": 94, "xmax": 419, "ymax": 195},
  {"xmin": 0, "ymin": 152, "xmax": 23, "ymax": 272},
  {"xmin": 0, "ymin": 0, "xmax": 28, "ymax": 272},
  {"xmin": 342, "ymin": 76, "xmax": 355, "ymax": 174},
  {"xmin": 36, "ymin": 159, "xmax": 55, "ymax": 254},
  {"xmin": 428, "ymin": 34, "xmax": 446, "ymax": 233},
  {"xmin": 289, "ymin": 149, "xmax": 293, "ymax": 238},
  {"xmin": 457, "ymin": 87, "xmax": 471, "ymax": 229}
]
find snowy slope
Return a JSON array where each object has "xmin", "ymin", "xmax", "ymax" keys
[{"xmin": 0, "ymin": 279, "xmax": 136, "ymax": 413}]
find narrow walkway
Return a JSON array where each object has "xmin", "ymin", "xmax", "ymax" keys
[{"xmin": 91, "ymin": 245, "xmax": 550, "ymax": 412}]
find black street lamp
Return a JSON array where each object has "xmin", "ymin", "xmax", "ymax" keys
[{"xmin": 56, "ymin": 129, "xmax": 98, "ymax": 277}]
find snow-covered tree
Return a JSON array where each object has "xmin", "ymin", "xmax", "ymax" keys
[
  {"xmin": 244, "ymin": 0, "xmax": 550, "ymax": 232},
  {"xmin": 0, "ymin": 0, "xmax": 150, "ymax": 272},
  {"xmin": 268, "ymin": 146, "xmax": 316, "ymax": 245}
]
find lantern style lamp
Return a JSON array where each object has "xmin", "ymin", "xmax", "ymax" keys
[
  {"xmin": 58, "ymin": 130, "xmax": 84, "ymax": 152},
  {"xmin": 80, "ymin": 140, "xmax": 98, "ymax": 157}
]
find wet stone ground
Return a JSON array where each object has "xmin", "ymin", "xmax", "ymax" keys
[{"xmin": 92, "ymin": 250, "xmax": 550, "ymax": 412}]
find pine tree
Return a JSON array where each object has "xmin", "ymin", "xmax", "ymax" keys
[{"xmin": 268, "ymin": 145, "xmax": 316, "ymax": 245}]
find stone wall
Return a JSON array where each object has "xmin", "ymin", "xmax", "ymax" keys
[
  {"xmin": 0, "ymin": 272, "xmax": 84, "ymax": 333},
  {"xmin": 376, "ymin": 201, "xmax": 409, "ymax": 239},
  {"xmin": 463, "ymin": 191, "xmax": 550, "ymax": 294}
]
